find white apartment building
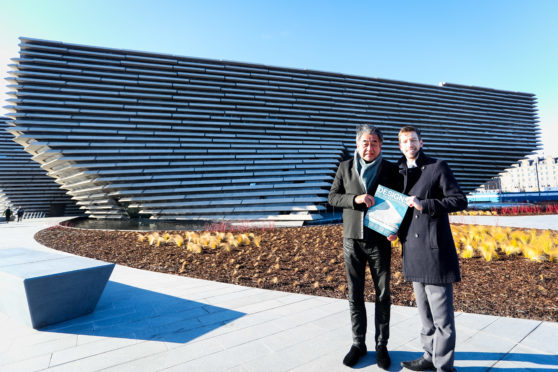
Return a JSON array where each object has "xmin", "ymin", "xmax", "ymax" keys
[{"xmin": 500, "ymin": 156, "xmax": 558, "ymax": 192}]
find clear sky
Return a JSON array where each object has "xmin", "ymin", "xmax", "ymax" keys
[{"xmin": 1, "ymin": 0, "xmax": 556, "ymax": 156}]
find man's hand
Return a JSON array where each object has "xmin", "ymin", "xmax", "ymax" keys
[
  {"xmin": 405, "ymin": 196, "xmax": 422, "ymax": 211},
  {"xmin": 354, "ymin": 194, "xmax": 375, "ymax": 208},
  {"xmin": 387, "ymin": 234, "xmax": 397, "ymax": 241}
]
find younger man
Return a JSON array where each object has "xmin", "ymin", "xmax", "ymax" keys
[{"xmin": 393, "ymin": 126, "xmax": 467, "ymax": 372}]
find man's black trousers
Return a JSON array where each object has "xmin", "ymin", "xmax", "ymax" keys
[{"xmin": 343, "ymin": 237, "xmax": 391, "ymax": 348}]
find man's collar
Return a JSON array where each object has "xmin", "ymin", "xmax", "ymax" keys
[
  {"xmin": 406, "ymin": 159, "xmax": 418, "ymax": 168},
  {"xmin": 399, "ymin": 150, "xmax": 426, "ymax": 169}
]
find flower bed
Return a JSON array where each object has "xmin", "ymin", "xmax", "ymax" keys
[{"xmin": 34, "ymin": 223, "xmax": 558, "ymax": 322}]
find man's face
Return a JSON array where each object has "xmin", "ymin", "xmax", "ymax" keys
[
  {"xmin": 357, "ymin": 133, "xmax": 382, "ymax": 162},
  {"xmin": 399, "ymin": 131, "xmax": 423, "ymax": 160}
]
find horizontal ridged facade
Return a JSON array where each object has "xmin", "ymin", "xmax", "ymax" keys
[
  {"xmin": 0, "ymin": 117, "xmax": 80, "ymax": 216},
  {"xmin": 3, "ymin": 37, "xmax": 540, "ymax": 223}
]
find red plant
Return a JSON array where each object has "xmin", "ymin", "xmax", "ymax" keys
[
  {"xmin": 205, "ymin": 221, "xmax": 233, "ymax": 232},
  {"xmin": 547, "ymin": 203, "xmax": 558, "ymax": 214},
  {"xmin": 492, "ymin": 203, "xmax": 558, "ymax": 216}
]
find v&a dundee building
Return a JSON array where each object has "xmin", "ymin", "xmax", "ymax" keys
[{"xmin": 3, "ymin": 38, "xmax": 540, "ymax": 225}]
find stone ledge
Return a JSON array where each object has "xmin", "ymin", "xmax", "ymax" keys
[{"xmin": 0, "ymin": 248, "xmax": 114, "ymax": 329}]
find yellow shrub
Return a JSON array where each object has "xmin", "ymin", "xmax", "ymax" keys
[
  {"xmin": 451, "ymin": 224, "xmax": 557, "ymax": 262},
  {"xmin": 173, "ymin": 234, "xmax": 184, "ymax": 247},
  {"xmin": 148, "ymin": 232, "xmax": 160, "ymax": 245},
  {"xmin": 502, "ymin": 239, "xmax": 522, "ymax": 256},
  {"xmin": 547, "ymin": 247, "xmax": 558, "ymax": 262},
  {"xmin": 219, "ymin": 242, "xmax": 231, "ymax": 252},
  {"xmin": 460, "ymin": 245, "xmax": 475, "ymax": 259},
  {"xmin": 156, "ymin": 236, "xmax": 165, "ymax": 247},
  {"xmin": 207, "ymin": 238, "xmax": 219, "ymax": 249},
  {"xmin": 478, "ymin": 241, "xmax": 499, "ymax": 261}
]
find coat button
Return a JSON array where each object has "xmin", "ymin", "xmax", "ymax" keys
[
  {"xmin": 414, "ymin": 233, "xmax": 419, "ymax": 238},
  {"xmin": 415, "ymin": 214, "xmax": 419, "ymax": 219}
]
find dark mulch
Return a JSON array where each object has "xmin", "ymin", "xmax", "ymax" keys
[{"xmin": 35, "ymin": 224, "xmax": 558, "ymax": 322}]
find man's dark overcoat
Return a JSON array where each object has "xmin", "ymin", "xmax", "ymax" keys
[
  {"xmin": 329, "ymin": 157, "xmax": 401, "ymax": 240},
  {"xmin": 397, "ymin": 151, "xmax": 467, "ymax": 284}
]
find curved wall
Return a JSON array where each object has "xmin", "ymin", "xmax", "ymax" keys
[{"xmin": 4, "ymin": 38, "xmax": 540, "ymax": 223}]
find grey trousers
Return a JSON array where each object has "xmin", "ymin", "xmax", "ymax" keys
[
  {"xmin": 343, "ymin": 238, "xmax": 391, "ymax": 348},
  {"xmin": 413, "ymin": 282, "xmax": 456, "ymax": 372}
]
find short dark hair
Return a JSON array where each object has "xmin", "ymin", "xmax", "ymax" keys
[
  {"xmin": 398, "ymin": 126, "xmax": 422, "ymax": 141},
  {"xmin": 356, "ymin": 124, "xmax": 383, "ymax": 143}
]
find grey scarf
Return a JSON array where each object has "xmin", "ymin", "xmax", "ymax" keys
[{"xmin": 354, "ymin": 150, "xmax": 382, "ymax": 192}]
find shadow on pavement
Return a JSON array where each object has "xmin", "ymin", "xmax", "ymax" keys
[
  {"xmin": 352, "ymin": 350, "xmax": 557, "ymax": 371},
  {"xmin": 40, "ymin": 281, "xmax": 246, "ymax": 343}
]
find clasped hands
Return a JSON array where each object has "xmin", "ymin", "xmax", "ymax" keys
[
  {"xmin": 356, "ymin": 194, "xmax": 422, "ymax": 211},
  {"xmin": 405, "ymin": 195, "xmax": 422, "ymax": 211},
  {"xmin": 391, "ymin": 196, "xmax": 423, "ymax": 242},
  {"xmin": 356, "ymin": 194, "xmax": 421, "ymax": 242},
  {"xmin": 387, "ymin": 196, "xmax": 421, "ymax": 241},
  {"xmin": 354, "ymin": 193, "xmax": 375, "ymax": 208}
]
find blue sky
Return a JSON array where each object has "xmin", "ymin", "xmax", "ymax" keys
[{"xmin": 1, "ymin": 0, "xmax": 556, "ymax": 156}]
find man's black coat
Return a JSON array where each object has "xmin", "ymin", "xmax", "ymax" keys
[{"xmin": 397, "ymin": 151, "xmax": 467, "ymax": 284}]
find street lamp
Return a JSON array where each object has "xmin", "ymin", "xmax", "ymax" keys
[{"xmin": 534, "ymin": 158, "xmax": 541, "ymax": 197}]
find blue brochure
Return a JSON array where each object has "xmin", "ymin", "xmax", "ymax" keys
[{"xmin": 364, "ymin": 185, "xmax": 409, "ymax": 237}]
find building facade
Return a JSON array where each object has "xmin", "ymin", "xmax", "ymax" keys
[
  {"xmin": 3, "ymin": 38, "xmax": 540, "ymax": 224},
  {"xmin": 499, "ymin": 156, "xmax": 558, "ymax": 192},
  {"xmin": 0, "ymin": 117, "xmax": 80, "ymax": 216}
]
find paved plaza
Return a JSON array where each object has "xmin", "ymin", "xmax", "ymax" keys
[{"xmin": 1, "ymin": 217, "xmax": 557, "ymax": 371}]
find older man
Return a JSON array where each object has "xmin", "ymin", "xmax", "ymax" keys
[
  {"xmin": 394, "ymin": 126, "xmax": 467, "ymax": 372},
  {"xmin": 328, "ymin": 124, "xmax": 401, "ymax": 370}
]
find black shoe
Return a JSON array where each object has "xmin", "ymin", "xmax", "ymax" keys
[
  {"xmin": 376, "ymin": 345, "xmax": 391, "ymax": 370},
  {"xmin": 342, "ymin": 344, "xmax": 367, "ymax": 367},
  {"xmin": 401, "ymin": 356, "xmax": 435, "ymax": 371}
]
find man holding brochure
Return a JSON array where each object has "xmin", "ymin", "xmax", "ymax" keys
[
  {"xmin": 328, "ymin": 124, "xmax": 401, "ymax": 370},
  {"xmin": 391, "ymin": 126, "xmax": 467, "ymax": 372}
]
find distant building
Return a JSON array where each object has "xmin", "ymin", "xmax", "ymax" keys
[{"xmin": 499, "ymin": 156, "xmax": 558, "ymax": 192}]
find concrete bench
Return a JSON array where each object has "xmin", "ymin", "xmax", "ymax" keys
[{"xmin": 0, "ymin": 248, "xmax": 114, "ymax": 329}]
